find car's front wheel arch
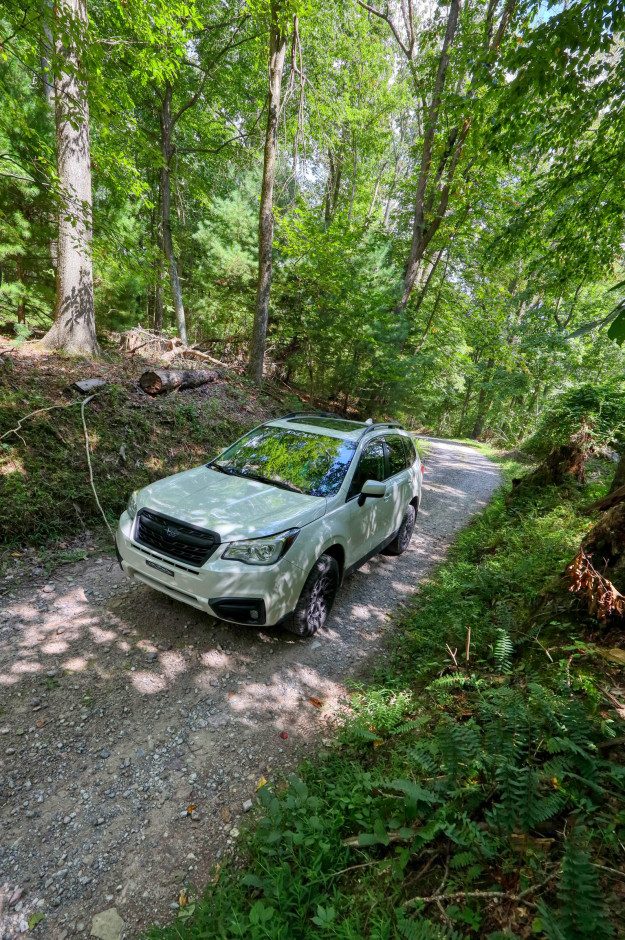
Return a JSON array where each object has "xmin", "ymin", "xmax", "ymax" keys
[{"xmin": 322, "ymin": 543, "xmax": 346, "ymax": 584}]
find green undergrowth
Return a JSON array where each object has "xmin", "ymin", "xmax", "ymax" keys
[
  {"xmin": 147, "ymin": 458, "xmax": 625, "ymax": 940},
  {"xmin": 0, "ymin": 351, "xmax": 283, "ymax": 551}
]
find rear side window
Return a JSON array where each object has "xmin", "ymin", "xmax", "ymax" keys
[
  {"xmin": 402, "ymin": 436, "xmax": 417, "ymax": 466},
  {"xmin": 347, "ymin": 440, "xmax": 385, "ymax": 499},
  {"xmin": 385, "ymin": 435, "xmax": 407, "ymax": 478}
]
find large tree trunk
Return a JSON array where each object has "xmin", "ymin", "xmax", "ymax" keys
[
  {"xmin": 41, "ymin": 0, "xmax": 99, "ymax": 356},
  {"xmin": 247, "ymin": 2, "xmax": 288, "ymax": 385},
  {"xmin": 159, "ymin": 82, "xmax": 188, "ymax": 345}
]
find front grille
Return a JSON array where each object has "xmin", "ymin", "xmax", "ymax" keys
[{"xmin": 135, "ymin": 509, "xmax": 219, "ymax": 568}]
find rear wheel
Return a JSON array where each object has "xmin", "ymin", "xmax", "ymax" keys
[
  {"xmin": 382, "ymin": 503, "xmax": 417, "ymax": 556},
  {"xmin": 284, "ymin": 554, "xmax": 339, "ymax": 637}
]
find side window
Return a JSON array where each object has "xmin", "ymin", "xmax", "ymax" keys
[
  {"xmin": 402, "ymin": 436, "xmax": 416, "ymax": 467},
  {"xmin": 347, "ymin": 440, "xmax": 385, "ymax": 499},
  {"xmin": 385, "ymin": 435, "xmax": 407, "ymax": 479}
]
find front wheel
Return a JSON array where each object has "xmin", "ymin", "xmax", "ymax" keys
[
  {"xmin": 382, "ymin": 503, "xmax": 417, "ymax": 556},
  {"xmin": 284, "ymin": 554, "xmax": 339, "ymax": 637}
]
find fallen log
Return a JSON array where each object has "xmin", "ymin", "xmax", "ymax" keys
[
  {"xmin": 584, "ymin": 483, "xmax": 625, "ymax": 514},
  {"xmin": 139, "ymin": 369, "xmax": 218, "ymax": 395},
  {"xmin": 166, "ymin": 338, "xmax": 229, "ymax": 369}
]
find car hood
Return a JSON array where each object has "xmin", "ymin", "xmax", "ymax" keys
[{"xmin": 137, "ymin": 466, "xmax": 326, "ymax": 540}]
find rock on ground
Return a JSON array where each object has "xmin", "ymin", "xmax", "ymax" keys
[{"xmin": 90, "ymin": 908, "xmax": 124, "ymax": 940}]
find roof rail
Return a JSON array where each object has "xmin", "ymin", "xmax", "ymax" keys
[
  {"xmin": 278, "ymin": 412, "xmax": 405, "ymax": 437},
  {"xmin": 358, "ymin": 421, "xmax": 403, "ymax": 440},
  {"xmin": 280, "ymin": 411, "xmax": 343, "ymax": 420}
]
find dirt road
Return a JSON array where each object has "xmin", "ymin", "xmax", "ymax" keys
[{"xmin": 0, "ymin": 439, "xmax": 499, "ymax": 938}]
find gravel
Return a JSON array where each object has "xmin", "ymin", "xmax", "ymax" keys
[{"xmin": 0, "ymin": 438, "xmax": 499, "ymax": 937}]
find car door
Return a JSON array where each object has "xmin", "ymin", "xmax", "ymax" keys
[
  {"xmin": 342, "ymin": 439, "xmax": 395, "ymax": 567},
  {"xmin": 382, "ymin": 434, "xmax": 413, "ymax": 533}
]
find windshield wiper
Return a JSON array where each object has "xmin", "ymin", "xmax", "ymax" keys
[
  {"xmin": 208, "ymin": 462, "xmax": 230, "ymax": 475},
  {"xmin": 240, "ymin": 471, "xmax": 305, "ymax": 494},
  {"xmin": 209, "ymin": 463, "xmax": 305, "ymax": 494}
]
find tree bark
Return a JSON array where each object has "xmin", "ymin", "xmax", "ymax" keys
[
  {"xmin": 159, "ymin": 82, "xmax": 187, "ymax": 345},
  {"xmin": 324, "ymin": 148, "xmax": 343, "ymax": 224},
  {"xmin": 471, "ymin": 357, "xmax": 495, "ymax": 439},
  {"xmin": 609, "ymin": 452, "xmax": 625, "ymax": 495},
  {"xmin": 357, "ymin": 0, "xmax": 517, "ymax": 316},
  {"xmin": 139, "ymin": 369, "xmax": 217, "ymax": 395},
  {"xmin": 41, "ymin": 0, "xmax": 99, "ymax": 356},
  {"xmin": 247, "ymin": 2, "xmax": 288, "ymax": 385},
  {"xmin": 395, "ymin": 0, "xmax": 461, "ymax": 315},
  {"xmin": 40, "ymin": 0, "xmax": 55, "ymax": 107},
  {"xmin": 16, "ymin": 256, "xmax": 26, "ymax": 324}
]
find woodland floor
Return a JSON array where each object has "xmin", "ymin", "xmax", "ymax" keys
[{"xmin": 0, "ymin": 438, "xmax": 499, "ymax": 938}]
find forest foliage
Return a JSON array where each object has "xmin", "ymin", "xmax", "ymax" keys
[{"xmin": 1, "ymin": 0, "xmax": 624, "ymax": 439}]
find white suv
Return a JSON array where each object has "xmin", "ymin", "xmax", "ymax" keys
[{"xmin": 115, "ymin": 413, "xmax": 422, "ymax": 636}]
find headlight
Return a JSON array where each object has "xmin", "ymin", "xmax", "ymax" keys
[
  {"xmin": 127, "ymin": 490, "xmax": 139, "ymax": 520},
  {"xmin": 222, "ymin": 528, "xmax": 299, "ymax": 566}
]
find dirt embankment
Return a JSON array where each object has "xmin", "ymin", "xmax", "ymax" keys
[{"xmin": 0, "ymin": 343, "xmax": 283, "ymax": 553}]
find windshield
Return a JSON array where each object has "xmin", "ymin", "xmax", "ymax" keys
[{"xmin": 210, "ymin": 426, "xmax": 357, "ymax": 497}]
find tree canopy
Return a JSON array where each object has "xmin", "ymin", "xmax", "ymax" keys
[{"xmin": 0, "ymin": 0, "xmax": 624, "ymax": 442}]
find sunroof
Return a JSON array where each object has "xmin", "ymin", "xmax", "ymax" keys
[{"xmin": 286, "ymin": 416, "xmax": 366, "ymax": 432}]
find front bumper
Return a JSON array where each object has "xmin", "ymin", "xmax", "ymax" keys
[{"xmin": 115, "ymin": 512, "xmax": 305, "ymax": 626}]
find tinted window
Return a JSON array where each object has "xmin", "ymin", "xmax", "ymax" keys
[
  {"xmin": 347, "ymin": 441, "xmax": 385, "ymax": 499},
  {"xmin": 385, "ymin": 436, "xmax": 407, "ymax": 478},
  {"xmin": 402, "ymin": 436, "xmax": 417, "ymax": 466},
  {"xmin": 212, "ymin": 427, "xmax": 356, "ymax": 497}
]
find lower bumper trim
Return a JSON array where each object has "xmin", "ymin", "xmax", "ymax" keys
[{"xmin": 209, "ymin": 597, "xmax": 266, "ymax": 626}]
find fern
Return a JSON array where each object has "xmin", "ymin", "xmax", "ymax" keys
[
  {"xmin": 396, "ymin": 913, "xmax": 464, "ymax": 940},
  {"xmin": 494, "ymin": 628, "xmax": 514, "ymax": 673},
  {"xmin": 539, "ymin": 838, "xmax": 614, "ymax": 940}
]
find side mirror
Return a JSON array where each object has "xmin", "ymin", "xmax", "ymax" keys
[{"xmin": 360, "ymin": 480, "xmax": 387, "ymax": 500}]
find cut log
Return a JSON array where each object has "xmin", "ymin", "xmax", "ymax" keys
[{"xmin": 139, "ymin": 369, "xmax": 217, "ymax": 395}]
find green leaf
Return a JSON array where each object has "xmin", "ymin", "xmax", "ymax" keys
[
  {"xmin": 28, "ymin": 914, "xmax": 46, "ymax": 931},
  {"xmin": 607, "ymin": 309, "xmax": 625, "ymax": 345}
]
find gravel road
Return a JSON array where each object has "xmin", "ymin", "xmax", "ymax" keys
[{"xmin": 0, "ymin": 438, "xmax": 499, "ymax": 938}]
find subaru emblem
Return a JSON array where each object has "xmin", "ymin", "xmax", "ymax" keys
[{"xmin": 164, "ymin": 526, "xmax": 178, "ymax": 539}]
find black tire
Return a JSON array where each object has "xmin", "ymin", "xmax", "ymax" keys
[
  {"xmin": 382, "ymin": 503, "xmax": 417, "ymax": 556},
  {"xmin": 284, "ymin": 554, "xmax": 340, "ymax": 637}
]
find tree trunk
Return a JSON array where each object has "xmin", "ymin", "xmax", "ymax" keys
[
  {"xmin": 40, "ymin": 0, "xmax": 55, "ymax": 107},
  {"xmin": 247, "ymin": 3, "xmax": 288, "ymax": 385},
  {"xmin": 394, "ymin": 0, "xmax": 461, "ymax": 316},
  {"xmin": 347, "ymin": 136, "xmax": 358, "ymax": 225},
  {"xmin": 324, "ymin": 148, "xmax": 342, "ymax": 225},
  {"xmin": 471, "ymin": 358, "xmax": 495, "ymax": 439},
  {"xmin": 159, "ymin": 82, "xmax": 187, "ymax": 345},
  {"xmin": 41, "ymin": 0, "xmax": 99, "ymax": 356},
  {"xmin": 457, "ymin": 379, "xmax": 473, "ymax": 436},
  {"xmin": 16, "ymin": 256, "xmax": 26, "ymax": 324},
  {"xmin": 610, "ymin": 452, "xmax": 625, "ymax": 495},
  {"xmin": 139, "ymin": 369, "xmax": 217, "ymax": 395}
]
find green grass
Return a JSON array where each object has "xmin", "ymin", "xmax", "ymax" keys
[{"xmin": 147, "ymin": 458, "xmax": 625, "ymax": 940}]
